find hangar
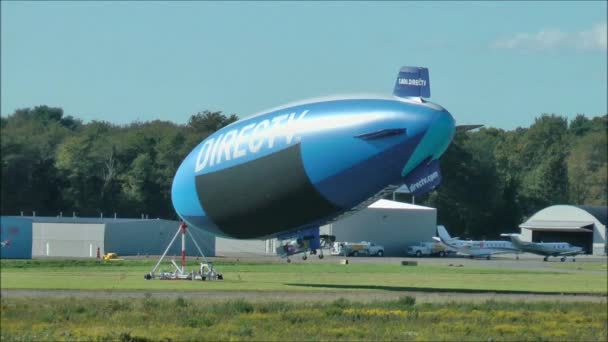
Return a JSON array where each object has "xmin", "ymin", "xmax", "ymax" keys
[
  {"xmin": 0, "ymin": 216, "xmax": 215, "ymax": 259},
  {"xmin": 320, "ymin": 199, "xmax": 437, "ymax": 256},
  {"xmin": 213, "ymin": 199, "xmax": 437, "ymax": 257},
  {"xmin": 519, "ymin": 205, "xmax": 607, "ymax": 255}
]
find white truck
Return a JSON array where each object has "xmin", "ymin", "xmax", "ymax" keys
[
  {"xmin": 331, "ymin": 241, "xmax": 385, "ymax": 257},
  {"xmin": 406, "ymin": 242, "xmax": 452, "ymax": 257}
]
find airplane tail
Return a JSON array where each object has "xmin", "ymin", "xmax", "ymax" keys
[
  {"xmin": 393, "ymin": 66, "xmax": 430, "ymax": 98},
  {"xmin": 500, "ymin": 233, "xmax": 523, "ymax": 247},
  {"xmin": 436, "ymin": 225, "xmax": 452, "ymax": 241}
]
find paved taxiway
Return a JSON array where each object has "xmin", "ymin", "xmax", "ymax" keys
[
  {"xmin": 2, "ymin": 288, "xmax": 606, "ymax": 303},
  {"xmin": 3, "ymin": 254, "xmax": 605, "ymax": 302}
]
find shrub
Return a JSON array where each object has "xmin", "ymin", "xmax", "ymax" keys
[
  {"xmin": 331, "ymin": 298, "xmax": 350, "ymax": 309},
  {"xmin": 396, "ymin": 296, "xmax": 416, "ymax": 307}
]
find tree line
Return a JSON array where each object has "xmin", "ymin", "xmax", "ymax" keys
[{"xmin": 1, "ymin": 106, "xmax": 606, "ymax": 239}]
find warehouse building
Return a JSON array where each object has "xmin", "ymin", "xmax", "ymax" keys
[
  {"xmin": 0, "ymin": 216, "xmax": 215, "ymax": 259},
  {"xmin": 215, "ymin": 237, "xmax": 272, "ymax": 257},
  {"xmin": 214, "ymin": 199, "xmax": 437, "ymax": 257},
  {"xmin": 320, "ymin": 199, "xmax": 436, "ymax": 256},
  {"xmin": 519, "ymin": 205, "xmax": 607, "ymax": 255}
]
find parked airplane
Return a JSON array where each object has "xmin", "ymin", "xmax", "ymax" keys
[
  {"xmin": 501, "ymin": 234, "xmax": 584, "ymax": 262},
  {"xmin": 172, "ymin": 66, "xmax": 459, "ymax": 259},
  {"xmin": 433, "ymin": 226, "xmax": 519, "ymax": 260},
  {"xmin": 274, "ymin": 228, "xmax": 336, "ymax": 262}
]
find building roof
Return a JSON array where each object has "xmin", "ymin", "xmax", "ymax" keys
[
  {"xmin": 368, "ymin": 199, "xmax": 435, "ymax": 210},
  {"xmin": 2, "ymin": 216, "xmax": 164, "ymax": 224},
  {"xmin": 520, "ymin": 220, "xmax": 594, "ymax": 233},
  {"xmin": 520, "ymin": 220, "xmax": 594, "ymax": 229},
  {"xmin": 520, "ymin": 205, "xmax": 607, "ymax": 231},
  {"xmin": 574, "ymin": 206, "xmax": 607, "ymax": 226}
]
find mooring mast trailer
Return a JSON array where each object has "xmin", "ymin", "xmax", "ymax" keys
[{"xmin": 144, "ymin": 222, "xmax": 222, "ymax": 281}]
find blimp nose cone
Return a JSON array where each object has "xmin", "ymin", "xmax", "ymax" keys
[
  {"xmin": 432, "ymin": 109, "xmax": 456, "ymax": 159},
  {"xmin": 400, "ymin": 107, "xmax": 455, "ymax": 177}
]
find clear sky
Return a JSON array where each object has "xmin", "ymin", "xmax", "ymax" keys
[{"xmin": 1, "ymin": 1, "xmax": 606, "ymax": 129}]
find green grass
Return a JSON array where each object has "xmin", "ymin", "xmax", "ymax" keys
[
  {"xmin": 1, "ymin": 296, "xmax": 606, "ymax": 341},
  {"xmin": 546, "ymin": 262, "xmax": 608, "ymax": 272},
  {"xmin": 1, "ymin": 259, "xmax": 607, "ymax": 295}
]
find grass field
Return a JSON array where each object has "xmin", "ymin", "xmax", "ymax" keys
[
  {"xmin": 2, "ymin": 259, "xmax": 607, "ymax": 341},
  {"xmin": 1, "ymin": 259, "xmax": 607, "ymax": 295},
  {"xmin": 1, "ymin": 296, "xmax": 607, "ymax": 341}
]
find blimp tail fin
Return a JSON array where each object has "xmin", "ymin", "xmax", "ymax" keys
[
  {"xmin": 393, "ymin": 66, "xmax": 430, "ymax": 98},
  {"xmin": 402, "ymin": 158, "xmax": 442, "ymax": 196}
]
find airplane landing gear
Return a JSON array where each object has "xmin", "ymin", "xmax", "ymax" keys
[
  {"xmin": 560, "ymin": 257, "xmax": 566, "ymax": 262},
  {"xmin": 318, "ymin": 253, "xmax": 324, "ymax": 259},
  {"xmin": 572, "ymin": 258, "xmax": 576, "ymax": 262},
  {"xmin": 543, "ymin": 256, "xmax": 548, "ymax": 262},
  {"xmin": 302, "ymin": 254, "xmax": 308, "ymax": 260},
  {"xmin": 486, "ymin": 255, "xmax": 491, "ymax": 260}
]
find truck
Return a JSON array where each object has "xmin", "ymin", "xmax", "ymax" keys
[
  {"xmin": 406, "ymin": 242, "xmax": 452, "ymax": 257},
  {"xmin": 331, "ymin": 241, "xmax": 385, "ymax": 257}
]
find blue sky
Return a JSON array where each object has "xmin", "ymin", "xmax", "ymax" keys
[{"xmin": 1, "ymin": 1, "xmax": 606, "ymax": 129}]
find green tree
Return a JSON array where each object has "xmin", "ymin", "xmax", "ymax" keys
[{"xmin": 1, "ymin": 106, "xmax": 75, "ymax": 215}]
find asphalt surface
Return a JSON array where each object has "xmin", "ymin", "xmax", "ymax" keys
[
  {"xmin": 215, "ymin": 252, "xmax": 607, "ymax": 272},
  {"xmin": 2, "ymin": 289, "xmax": 606, "ymax": 303}
]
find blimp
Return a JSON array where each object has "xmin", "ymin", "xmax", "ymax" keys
[{"xmin": 171, "ymin": 66, "xmax": 456, "ymax": 244}]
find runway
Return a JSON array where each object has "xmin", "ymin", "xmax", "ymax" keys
[
  {"xmin": 2, "ymin": 289, "xmax": 605, "ymax": 303},
  {"xmin": 3, "ymin": 254, "xmax": 605, "ymax": 302}
]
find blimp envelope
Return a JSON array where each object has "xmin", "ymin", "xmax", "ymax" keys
[{"xmin": 171, "ymin": 65, "xmax": 456, "ymax": 239}]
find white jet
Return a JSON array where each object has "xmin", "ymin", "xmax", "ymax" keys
[{"xmin": 433, "ymin": 225, "xmax": 519, "ymax": 260}]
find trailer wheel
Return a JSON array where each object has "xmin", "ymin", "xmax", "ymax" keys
[
  {"xmin": 377, "ymin": 250, "xmax": 384, "ymax": 257},
  {"xmin": 352, "ymin": 251, "xmax": 359, "ymax": 257},
  {"xmin": 415, "ymin": 251, "xmax": 422, "ymax": 257},
  {"xmin": 438, "ymin": 251, "xmax": 445, "ymax": 257}
]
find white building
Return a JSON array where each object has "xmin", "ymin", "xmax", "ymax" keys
[
  {"xmin": 519, "ymin": 205, "xmax": 607, "ymax": 255},
  {"xmin": 215, "ymin": 237, "xmax": 270, "ymax": 257},
  {"xmin": 214, "ymin": 200, "xmax": 437, "ymax": 257},
  {"xmin": 320, "ymin": 199, "xmax": 436, "ymax": 256}
]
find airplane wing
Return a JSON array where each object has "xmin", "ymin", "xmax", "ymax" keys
[
  {"xmin": 432, "ymin": 236, "xmax": 459, "ymax": 249},
  {"xmin": 557, "ymin": 250, "xmax": 584, "ymax": 256}
]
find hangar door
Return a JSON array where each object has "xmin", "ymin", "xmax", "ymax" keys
[{"xmin": 529, "ymin": 226, "xmax": 594, "ymax": 255}]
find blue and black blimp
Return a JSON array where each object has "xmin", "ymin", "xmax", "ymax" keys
[{"xmin": 171, "ymin": 66, "xmax": 456, "ymax": 259}]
